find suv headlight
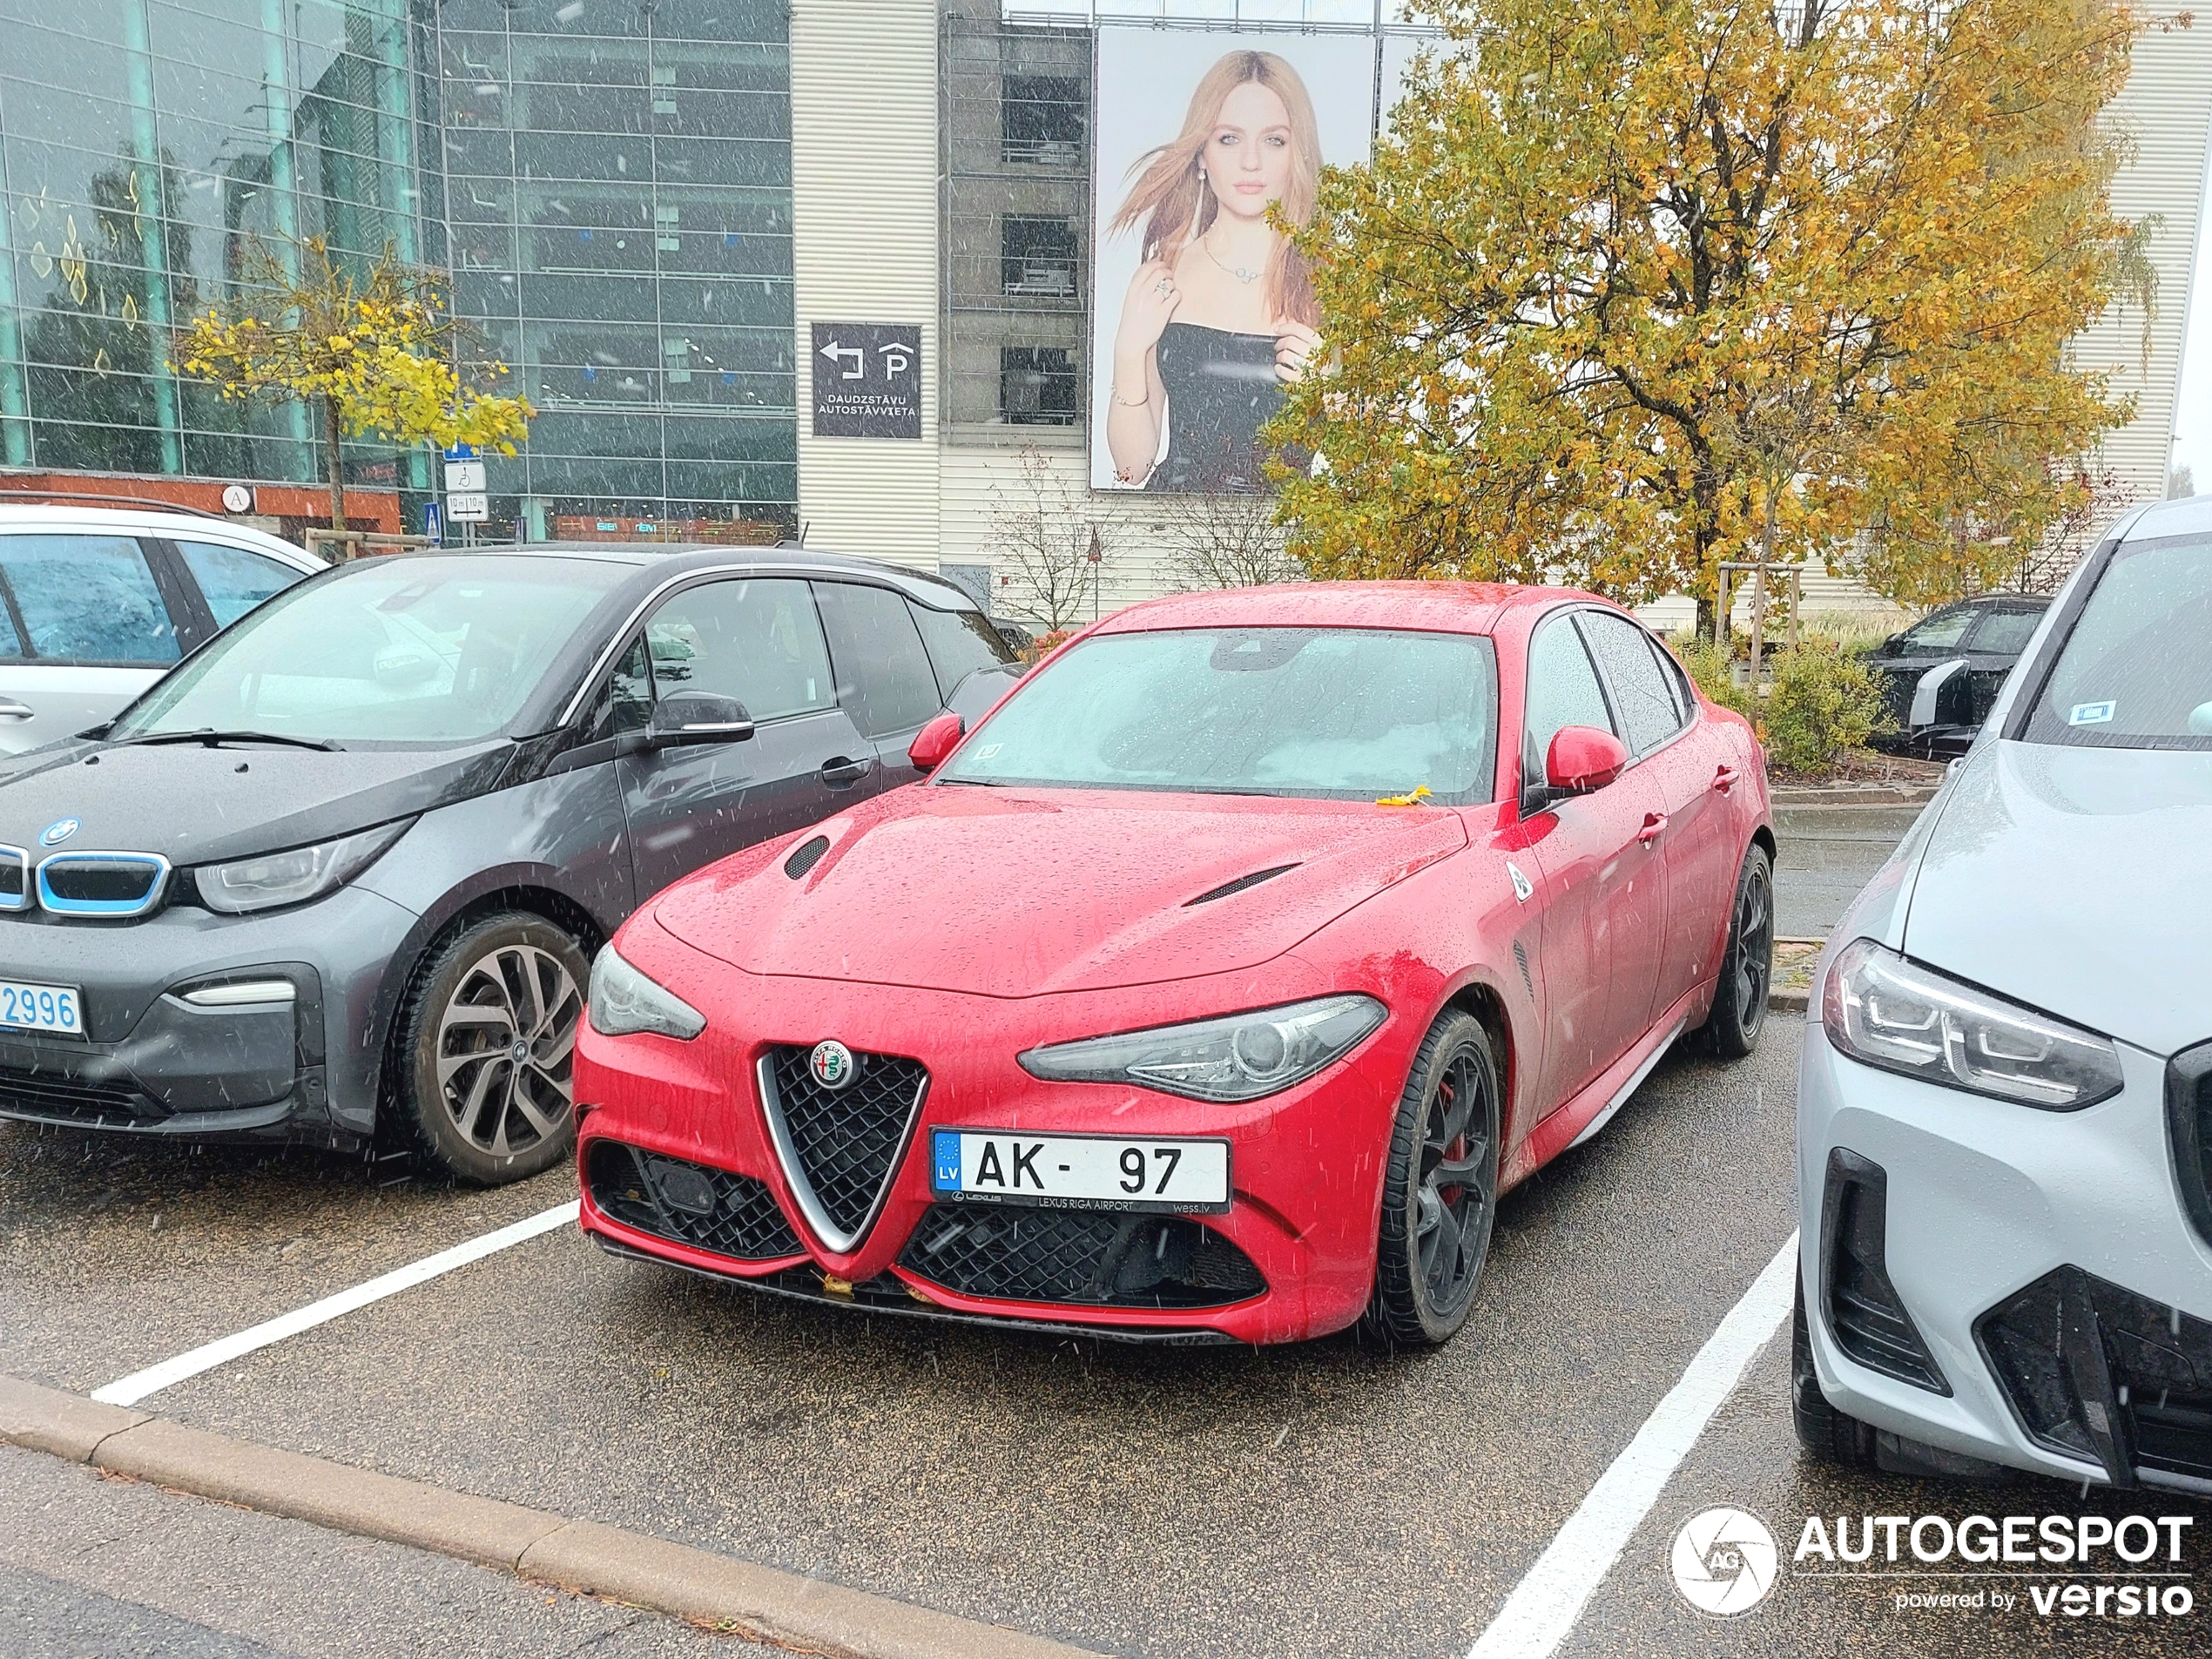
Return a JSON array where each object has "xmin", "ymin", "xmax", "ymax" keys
[
  {"xmin": 588, "ymin": 945, "xmax": 705, "ymax": 1041},
  {"xmin": 194, "ymin": 819, "xmax": 413, "ymax": 914},
  {"xmin": 1822, "ymin": 938, "xmax": 2122, "ymax": 1110},
  {"xmin": 1019, "ymin": 994, "xmax": 1386, "ymax": 1103}
]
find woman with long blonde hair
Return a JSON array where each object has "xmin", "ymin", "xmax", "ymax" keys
[{"xmin": 1104, "ymin": 51, "xmax": 1325, "ymax": 492}]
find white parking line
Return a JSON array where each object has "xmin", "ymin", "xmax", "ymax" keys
[
  {"xmin": 91, "ymin": 1200, "xmax": 580, "ymax": 1408},
  {"xmin": 1466, "ymin": 1231, "xmax": 1800, "ymax": 1659}
]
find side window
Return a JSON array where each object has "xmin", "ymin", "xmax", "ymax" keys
[
  {"xmin": 1576, "ymin": 610, "xmax": 1681, "ymax": 756},
  {"xmin": 175, "ymin": 540, "xmax": 308, "ymax": 628},
  {"xmin": 577, "ymin": 635, "xmax": 652, "ymax": 743},
  {"xmin": 909, "ymin": 600, "xmax": 1016, "ymax": 699},
  {"xmin": 0, "ymin": 534, "xmax": 180, "ymax": 664},
  {"xmin": 1522, "ymin": 612, "xmax": 1616, "ymax": 784},
  {"xmin": 1967, "ymin": 606, "xmax": 2043, "ymax": 656},
  {"xmin": 1646, "ymin": 633, "xmax": 1693, "ymax": 726},
  {"xmin": 642, "ymin": 578, "xmax": 834, "ymax": 723},
  {"xmin": 813, "ymin": 581, "xmax": 944, "ymax": 738}
]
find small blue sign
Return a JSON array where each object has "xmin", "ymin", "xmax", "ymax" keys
[
  {"xmin": 422, "ymin": 502, "xmax": 442, "ymax": 546},
  {"xmin": 2068, "ymin": 700, "xmax": 2116, "ymax": 726},
  {"xmin": 442, "ymin": 442, "xmax": 477, "ymax": 462},
  {"xmin": 932, "ymin": 1130, "xmax": 961, "ymax": 1190}
]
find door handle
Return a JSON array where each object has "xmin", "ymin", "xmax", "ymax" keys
[
  {"xmin": 1637, "ymin": 811, "xmax": 1669, "ymax": 846},
  {"xmin": 1712, "ymin": 765, "xmax": 1739, "ymax": 794},
  {"xmin": 819, "ymin": 756, "xmax": 872, "ymax": 789},
  {"xmin": 0, "ymin": 698, "xmax": 31, "ymax": 720}
]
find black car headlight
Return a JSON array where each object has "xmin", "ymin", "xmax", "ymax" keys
[
  {"xmin": 1019, "ymin": 994, "xmax": 1386, "ymax": 1103},
  {"xmin": 1821, "ymin": 938, "xmax": 2122, "ymax": 1110},
  {"xmin": 587, "ymin": 945, "xmax": 705, "ymax": 1041},
  {"xmin": 194, "ymin": 820, "xmax": 413, "ymax": 915}
]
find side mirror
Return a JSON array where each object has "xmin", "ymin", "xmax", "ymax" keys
[
  {"xmin": 647, "ymin": 691, "xmax": 754, "ymax": 748},
  {"xmin": 1545, "ymin": 725, "xmax": 1629, "ymax": 795},
  {"xmin": 908, "ymin": 711, "xmax": 964, "ymax": 773}
]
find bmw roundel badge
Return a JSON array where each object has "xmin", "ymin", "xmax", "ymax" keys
[
  {"xmin": 39, "ymin": 818, "xmax": 79, "ymax": 847},
  {"xmin": 809, "ymin": 1039, "xmax": 857, "ymax": 1091}
]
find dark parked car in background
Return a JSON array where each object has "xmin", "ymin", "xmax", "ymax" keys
[
  {"xmin": 0, "ymin": 544, "xmax": 1015, "ymax": 1184},
  {"xmin": 1864, "ymin": 592, "xmax": 2049, "ymax": 757}
]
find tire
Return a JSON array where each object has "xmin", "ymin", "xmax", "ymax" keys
[
  {"xmin": 1362, "ymin": 1010, "xmax": 1501, "ymax": 1348},
  {"xmin": 1698, "ymin": 842, "xmax": 1774, "ymax": 1058},
  {"xmin": 1791, "ymin": 1273, "xmax": 1877, "ymax": 1468},
  {"xmin": 395, "ymin": 913, "xmax": 588, "ymax": 1186}
]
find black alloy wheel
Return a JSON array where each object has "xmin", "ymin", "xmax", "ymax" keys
[
  {"xmin": 397, "ymin": 912, "xmax": 589, "ymax": 1185},
  {"xmin": 1366, "ymin": 1009, "xmax": 1501, "ymax": 1347},
  {"xmin": 1699, "ymin": 843, "xmax": 1774, "ymax": 1058}
]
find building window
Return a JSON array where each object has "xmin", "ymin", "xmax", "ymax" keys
[
  {"xmin": 1001, "ymin": 217, "xmax": 1079, "ymax": 298},
  {"xmin": 1001, "ymin": 75, "xmax": 1085, "ymax": 167},
  {"xmin": 1001, "ymin": 347, "xmax": 1079, "ymax": 426}
]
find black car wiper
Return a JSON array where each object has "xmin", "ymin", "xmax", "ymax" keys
[{"xmin": 109, "ymin": 728, "xmax": 342, "ymax": 753}]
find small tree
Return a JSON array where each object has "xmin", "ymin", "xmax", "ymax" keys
[
  {"xmin": 1158, "ymin": 463, "xmax": 1305, "ymax": 590},
  {"xmin": 175, "ymin": 236, "xmax": 531, "ymax": 531},
  {"xmin": 985, "ymin": 445, "xmax": 1114, "ymax": 631}
]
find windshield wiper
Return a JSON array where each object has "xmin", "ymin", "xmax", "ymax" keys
[{"xmin": 109, "ymin": 728, "xmax": 341, "ymax": 753}]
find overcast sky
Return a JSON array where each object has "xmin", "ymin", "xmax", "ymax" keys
[{"xmin": 2173, "ymin": 159, "xmax": 2212, "ymax": 495}]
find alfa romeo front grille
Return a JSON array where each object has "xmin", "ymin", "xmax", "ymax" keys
[
  {"xmin": 584, "ymin": 1140, "xmax": 804, "ymax": 1263},
  {"xmin": 900, "ymin": 1204, "xmax": 1266, "ymax": 1309},
  {"xmin": 36, "ymin": 853, "xmax": 171, "ymax": 918},
  {"xmin": 758, "ymin": 1044, "xmax": 927, "ymax": 1252}
]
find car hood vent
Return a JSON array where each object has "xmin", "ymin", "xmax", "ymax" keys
[
  {"xmin": 783, "ymin": 835, "xmax": 831, "ymax": 880},
  {"xmin": 1184, "ymin": 863, "xmax": 1300, "ymax": 907}
]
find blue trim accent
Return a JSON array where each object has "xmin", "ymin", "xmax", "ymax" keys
[
  {"xmin": 0, "ymin": 845, "xmax": 28, "ymax": 912},
  {"xmin": 35, "ymin": 852, "xmax": 172, "ymax": 918}
]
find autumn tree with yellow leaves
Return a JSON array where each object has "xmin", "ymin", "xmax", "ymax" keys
[
  {"xmin": 176, "ymin": 238, "xmax": 531, "ymax": 532},
  {"xmin": 1273, "ymin": 0, "xmax": 2166, "ymax": 617}
]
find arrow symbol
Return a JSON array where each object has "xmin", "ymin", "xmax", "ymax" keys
[{"xmin": 819, "ymin": 339, "xmax": 863, "ymax": 379}]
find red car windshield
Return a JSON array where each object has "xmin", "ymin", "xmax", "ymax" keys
[{"xmin": 941, "ymin": 626, "xmax": 1499, "ymax": 803}]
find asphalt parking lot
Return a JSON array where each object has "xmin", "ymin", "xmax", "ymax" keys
[{"xmin": 5, "ymin": 1011, "xmax": 2203, "ymax": 1658}]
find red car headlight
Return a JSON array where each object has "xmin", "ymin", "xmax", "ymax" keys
[{"xmin": 1018, "ymin": 994, "xmax": 1386, "ymax": 1103}]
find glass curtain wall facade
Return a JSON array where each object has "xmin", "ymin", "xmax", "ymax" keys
[
  {"xmin": 0, "ymin": 0, "xmax": 430, "ymax": 489},
  {"xmin": 436, "ymin": 0, "xmax": 796, "ymax": 541},
  {"xmin": 0, "ymin": 0, "xmax": 795, "ymax": 537}
]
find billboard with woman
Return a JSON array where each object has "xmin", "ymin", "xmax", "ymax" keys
[{"xmin": 1089, "ymin": 29, "xmax": 1377, "ymax": 494}]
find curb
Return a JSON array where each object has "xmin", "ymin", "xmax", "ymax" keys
[
  {"xmin": 0, "ymin": 1374, "xmax": 1094, "ymax": 1659},
  {"xmin": 1769, "ymin": 783, "xmax": 1939, "ymax": 807},
  {"xmin": 1768, "ymin": 988, "xmax": 1811, "ymax": 1014}
]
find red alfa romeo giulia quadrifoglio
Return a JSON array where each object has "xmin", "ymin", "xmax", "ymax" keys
[{"xmin": 573, "ymin": 583, "xmax": 1772, "ymax": 1346}]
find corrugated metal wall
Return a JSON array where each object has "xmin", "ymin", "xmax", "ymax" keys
[
  {"xmin": 789, "ymin": 0, "xmax": 941, "ymax": 569},
  {"xmin": 2074, "ymin": 0, "xmax": 2212, "ymax": 512}
]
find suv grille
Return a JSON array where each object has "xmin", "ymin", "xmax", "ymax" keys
[
  {"xmin": 584, "ymin": 1140, "xmax": 803, "ymax": 1263},
  {"xmin": 37, "ymin": 853, "xmax": 170, "ymax": 918},
  {"xmin": 1979, "ymin": 1265, "xmax": 2212, "ymax": 1492},
  {"xmin": 900, "ymin": 1204, "xmax": 1266, "ymax": 1309},
  {"xmin": 2168, "ymin": 1042, "xmax": 2212, "ymax": 1252},
  {"xmin": 0, "ymin": 845, "xmax": 27, "ymax": 910},
  {"xmin": 759, "ymin": 1044, "xmax": 926, "ymax": 1251}
]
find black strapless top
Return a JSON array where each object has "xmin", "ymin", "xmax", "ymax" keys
[{"xmin": 1147, "ymin": 322, "xmax": 1282, "ymax": 494}]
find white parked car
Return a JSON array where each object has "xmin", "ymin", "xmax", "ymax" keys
[
  {"xmin": 0, "ymin": 504, "xmax": 323, "ymax": 753},
  {"xmin": 1794, "ymin": 490, "xmax": 2212, "ymax": 1492}
]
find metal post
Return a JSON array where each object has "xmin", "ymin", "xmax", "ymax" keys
[{"xmin": 122, "ymin": 0, "xmax": 184, "ymax": 475}]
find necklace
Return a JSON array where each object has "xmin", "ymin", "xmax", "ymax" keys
[{"xmin": 1201, "ymin": 233, "xmax": 1266, "ymax": 286}]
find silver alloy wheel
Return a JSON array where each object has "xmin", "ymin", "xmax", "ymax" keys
[{"xmin": 435, "ymin": 942, "xmax": 582, "ymax": 1157}]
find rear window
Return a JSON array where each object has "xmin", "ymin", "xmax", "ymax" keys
[{"xmin": 2023, "ymin": 534, "xmax": 2212, "ymax": 749}]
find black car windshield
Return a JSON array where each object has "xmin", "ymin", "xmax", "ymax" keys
[
  {"xmin": 2024, "ymin": 532, "xmax": 2212, "ymax": 750},
  {"xmin": 940, "ymin": 627, "xmax": 1499, "ymax": 802},
  {"xmin": 111, "ymin": 556, "xmax": 627, "ymax": 746}
]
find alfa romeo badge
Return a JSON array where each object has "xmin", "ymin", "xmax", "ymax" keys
[{"xmin": 809, "ymin": 1039, "xmax": 857, "ymax": 1090}]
